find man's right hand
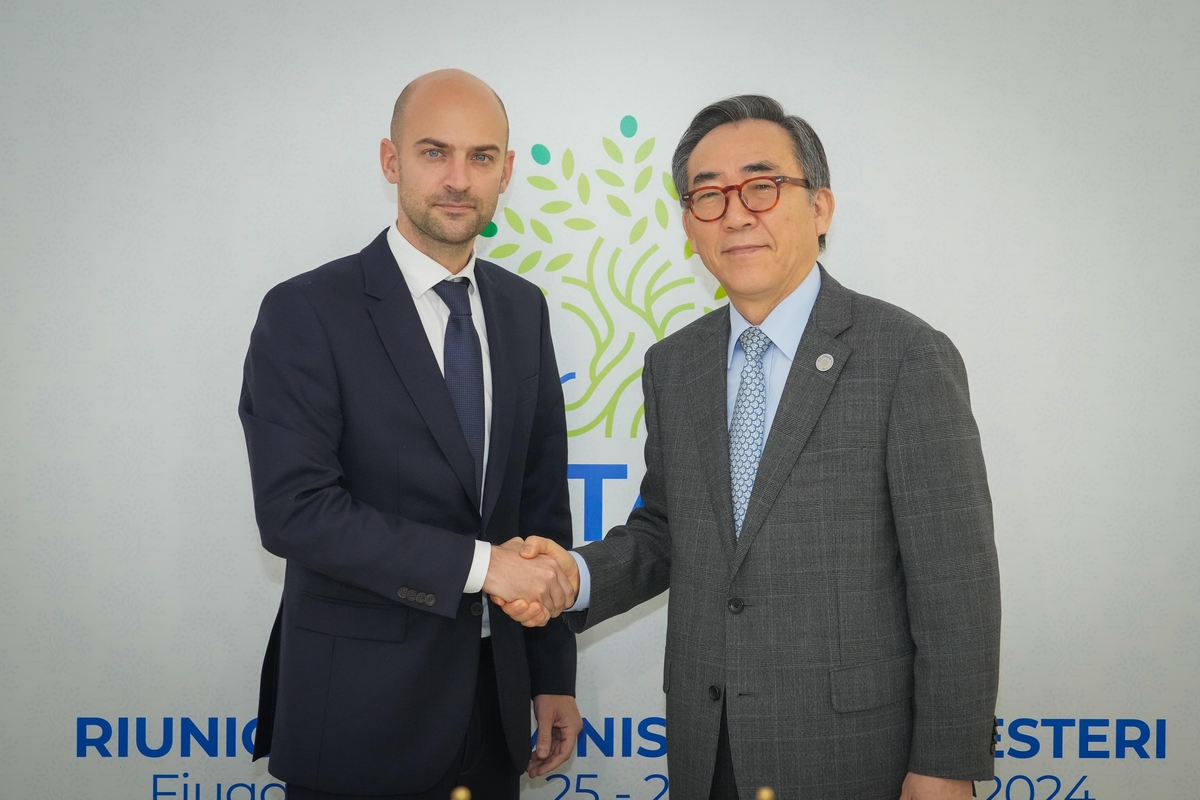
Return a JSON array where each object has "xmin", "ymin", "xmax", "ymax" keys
[
  {"xmin": 482, "ymin": 538, "xmax": 576, "ymax": 626},
  {"xmin": 492, "ymin": 536, "xmax": 580, "ymax": 627}
]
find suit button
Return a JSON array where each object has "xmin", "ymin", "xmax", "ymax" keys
[
  {"xmin": 397, "ymin": 587, "xmax": 409, "ymax": 599},
  {"xmin": 727, "ymin": 598, "xmax": 744, "ymax": 614},
  {"xmin": 470, "ymin": 601, "xmax": 483, "ymax": 615},
  {"xmin": 424, "ymin": 594, "xmax": 436, "ymax": 606},
  {"xmin": 708, "ymin": 685, "xmax": 721, "ymax": 701}
]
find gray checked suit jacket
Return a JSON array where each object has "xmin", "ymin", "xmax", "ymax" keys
[{"xmin": 567, "ymin": 267, "xmax": 1000, "ymax": 799}]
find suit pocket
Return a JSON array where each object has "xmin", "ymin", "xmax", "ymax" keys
[
  {"xmin": 829, "ymin": 652, "xmax": 913, "ymax": 713},
  {"xmin": 515, "ymin": 372, "xmax": 539, "ymax": 403},
  {"xmin": 662, "ymin": 656, "xmax": 671, "ymax": 695},
  {"xmin": 294, "ymin": 592, "xmax": 409, "ymax": 642},
  {"xmin": 789, "ymin": 446, "xmax": 884, "ymax": 485}
]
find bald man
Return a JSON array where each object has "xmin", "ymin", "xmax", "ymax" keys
[{"xmin": 239, "ymin": 70, "xmax": 581, "ymax": 800}]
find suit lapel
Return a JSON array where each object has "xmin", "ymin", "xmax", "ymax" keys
[
  {"xmin": 684, "ymin": 307, "xmax": 737, "ymax": 569},
  {"xmin": 476, "ymin": 261, "xmax": 517, "ymax": 530},
  {"xmin": 732, "ymin": 268, "xmax": 854, "ymax": 573},
  {"xmin": 361, "ymin": 231, "xmax": 479, "ymax": 509}
]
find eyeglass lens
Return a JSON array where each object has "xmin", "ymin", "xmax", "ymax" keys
[{"xmin": 691, "ymin": 178, "xmax": 780, "ymax": 221}]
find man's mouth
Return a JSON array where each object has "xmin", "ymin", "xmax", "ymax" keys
[
  {"xmin": 433, "ymin": 195, "xmax": 477, "ymax": 213},
  {"xmin": 723, "ymin": 243, "xmax": 765, "ymax": 256}
]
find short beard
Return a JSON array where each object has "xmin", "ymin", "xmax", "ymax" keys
[{"xmin": 398, "ymin": 187, "xmax": 495, "ymax": 247}]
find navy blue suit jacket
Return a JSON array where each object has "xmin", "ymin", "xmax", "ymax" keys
[{"xmin": 239, "ymin": 230, "xmax": 576, "ymax": 794}]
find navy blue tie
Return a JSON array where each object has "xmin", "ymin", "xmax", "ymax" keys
[{"xmin": 432, "ymin": 279, "xmax": 485, "ymax": 505}]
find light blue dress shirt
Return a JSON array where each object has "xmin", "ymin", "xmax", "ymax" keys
[{"xmin": 567, "ymin": 266, "xmax": 824, "ymax": 611}]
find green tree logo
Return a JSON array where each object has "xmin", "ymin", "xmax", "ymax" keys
[{"xmin": 481, "ymin": 115, "xmax": 722, "ymax": 438}]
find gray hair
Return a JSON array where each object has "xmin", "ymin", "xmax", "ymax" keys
[{"xmin": 671, "ymin": 94, "xmax": 830, "ymax": 250}]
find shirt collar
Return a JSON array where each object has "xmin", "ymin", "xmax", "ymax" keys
[
  {"xmin": 386, "ymin": 223, "xmax": 479, "ymax": 297},
  {"xmin": 727, "ymin": 263, "xmax": 823, "ymax": 367}
]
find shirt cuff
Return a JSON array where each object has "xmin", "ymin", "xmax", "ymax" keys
[
  {"xmin": 462, "ymin": 539, "xmax": 491, "ymax": 594},
  {"xmin": 566, "ymin": 550, "xmax": 592, "ymax": 611}
]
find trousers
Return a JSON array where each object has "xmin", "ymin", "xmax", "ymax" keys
[{"xmin": 287, "ymin": 638, "xmax": 520, "ymax": 800}]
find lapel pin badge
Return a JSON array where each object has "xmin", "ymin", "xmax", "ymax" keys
[{"xmin": 815, "ymin": 353, "xmax": 834, "ymax": 372}]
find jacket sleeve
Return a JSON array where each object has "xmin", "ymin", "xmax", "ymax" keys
[
  {"xmin": 565, "ymin": 347, "xmax": 673, "ymax": 633},
  {"xmin": 238, "ymin": 281, "xmax": 476, "ymax": 618},
  {"xmin": 519, "ymin": 292, "xmax": 577, "ymax": 696},
  {"xmin": 887, "ymin": 325, "xmax": 1001, "ymax": 780}
]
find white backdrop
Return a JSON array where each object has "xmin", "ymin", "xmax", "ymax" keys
[{"xmin": 2, "ymin": 1, "xmax": 1198, "ymax": 797}]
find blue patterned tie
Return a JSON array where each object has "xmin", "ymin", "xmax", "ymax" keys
[
  {"xmin": 729, "ymin": 326, "xmax": 772, "ymax": 536},
  {"xmin": 432, "ymin": 279, "xmax": 485, "ymax": 504}
]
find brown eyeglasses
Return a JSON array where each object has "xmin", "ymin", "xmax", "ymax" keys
[{"xmin": 681, "ymin": 175, "xmax": 810, "ymax": 222}]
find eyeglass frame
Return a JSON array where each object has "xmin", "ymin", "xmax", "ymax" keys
[{"xmin": 680, "ymin": 175, "xmax": 811, "ymax": 222}]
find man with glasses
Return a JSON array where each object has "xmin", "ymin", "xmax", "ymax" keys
[{"xmin": 501, "ymin": 95, "xmax": 1000, "ymax": 799}]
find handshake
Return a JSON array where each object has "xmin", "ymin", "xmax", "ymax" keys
[{"xmin": 481, "ymin": 537, "xmax": 578, "ymax": 627}]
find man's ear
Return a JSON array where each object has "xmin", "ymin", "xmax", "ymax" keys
[
  {"xmin": 498, "ymin": 149, "xmax": 516, "ymax": 194},
  {"xmin": 379, "ymin": 139, "xmax": 400, "ymax": 185},
  {"xmin": 813, "ymin": 186, "xmax": 835, "ymax": 236}
]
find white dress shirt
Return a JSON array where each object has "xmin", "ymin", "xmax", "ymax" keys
[
  {"xmin": 567, "ymin": 264, "xmax": 824, "ymax": 611},
  {"xmin": 725, "ymin": 264, "xmax": 822, "ymax": 431},
  {"xmin": 386, "ymin": 224, "xmax": 494, "ymax": 634}
]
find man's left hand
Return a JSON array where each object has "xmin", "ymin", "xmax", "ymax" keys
[
  {"xmin": 528, "ymin": 694, "xmax": 582, "ymax": 778},
  {"xmin": 899, "ymin": 772, "xmax": 974, "ymax": 799}
]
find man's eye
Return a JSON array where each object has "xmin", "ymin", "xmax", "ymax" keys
[
  {"xmin": 747, "ymin": 181, "xmax": 775, "ymax": 193},
  {"xmin": 694, "ymin": 189, "xmax": 721, "ymax": 202},
  {"xmin": 426, "ymin": 149, "xmax": 442, "ymax": 158},
  {"xmin": 473, "ymin": 153, "xmax": 491, "ymax": 162}
]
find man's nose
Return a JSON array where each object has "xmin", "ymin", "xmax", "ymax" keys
[
  {"xmin": 443, "ymin": 156, "xmax": 472, "ymax": 191},
  {"xmin": 722, "ymin": 190, "xmax": 757, "ymax": 228}
]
